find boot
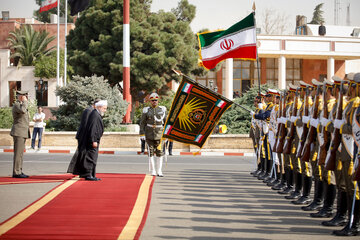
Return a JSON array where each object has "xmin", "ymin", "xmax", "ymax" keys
[
  {"xmin": 292, "ymin": 175, "xmax": 312, "ymax": 205},
  {"xmin": 286, "ymin": 172, "xmax": 302, "ymax": 200},
  {"xmin": 302, "ymin": 179, "xmax": 324, "ymax": 211},
  {"xmin": 322, "ymin": 190, "xmax": 347, "ymax": 226},
  {"xmin": 257, "ymin": 158, "xmax": 266, "ymax": 179},
  {"xmin": 168, "ymin": 141, "xmax": 173, "ymax": 155},
  {"xmin": 278, "ymin": 168, "xmax": 294, "ymax": 194},
  {"xmin": 333, "ymin": 200, "xmax": 360, "ymax": 236},
  {"xmin": 250, "ymin": 163, "xmax": 261, "ymax": 176},
  {"xmin": 267, "ymin": 171, "xmax": 280, "ymax": 186},
  {"xmin": 157, "ymin": 156, "xmax": 164, "ymax": 177},
  {"xmin": 310, "ymin": 183, "xmax": 336, "ymax": 218},
  {"xmin": 263, "ymin": 159, "xmax": 273, "ymax": 183},
  {"xmin": 272, "ymin": 171, "xmax": 286, "ymax": 190},
  {"xmin": 149, "ymin": 156, "xmax": 156, "ymax": 176}
]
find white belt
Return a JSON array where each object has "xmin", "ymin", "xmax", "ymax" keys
[{"xmin": 147, "ymin": 124, "xmax": 163, "ymax": 128}]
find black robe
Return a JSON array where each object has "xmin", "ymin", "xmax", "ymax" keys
[
  {"xmin": 76, "ymin": 106, "xmax": 94, "ymax": 141},
  {"xmin": 69, "ymin": 109, "xmax": 104, "ymax": 177}
]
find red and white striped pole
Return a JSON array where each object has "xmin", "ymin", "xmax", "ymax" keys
[{"xmin": 123, "ymin": 0, "xmax": 131, "ymax": 123}]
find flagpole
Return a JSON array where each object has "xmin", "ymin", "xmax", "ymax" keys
[
  {"xmin": 252, "ymin": 2, "xmax": 261, "ymax": 95},
  {"xmin": 56, "ymin": 0, "xmax": 60, "ymax": 106},
  {"xmin": 64, "ymin": 0, "xmax": 67, "ymax": 86}
]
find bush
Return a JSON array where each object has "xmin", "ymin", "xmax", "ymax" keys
[
  {"xmin": 48, "ymin": 75, "xmax": 128, "ymax": 131},
  {"xmin": 219, "ymin": 84, "xmax": 277, "ymax": 134},
  {"xmin": 0, "ymin": 99, "xmax": 37, "ymax": 129}
]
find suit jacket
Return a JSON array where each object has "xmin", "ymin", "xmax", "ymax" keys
[{"xmin": 10, "ymin": 100, "xmax": 30, "ymax": 138}]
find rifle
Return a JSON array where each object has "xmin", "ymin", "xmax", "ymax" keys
[
  {"xmin": 354, "ymin": 154, "xmax": 360, "ymax": 181},
  {"xmin": 283, "ymin": 88, "xmax": 299, "ymax": 154},
  {"xmin": 301, "ymin": 85, "xmax": 321, "ymax": 162},
  {"xmin": 325, "ymin": 81, "xmax": 344, "ymax": 170},
  {"xmin": 272, "ymin": 93, "xmax": 283, "ymax": 152},
  {"xmin": 296, "ymin": 86, "xmax": 310, "ymax": 158},
  {"xmin": 318, "ymin": 82, "xmax": 330, "ymax": 165},
  {"xmin": 275, "ymin": 91, "xmax": 288, "ymax": 153}
]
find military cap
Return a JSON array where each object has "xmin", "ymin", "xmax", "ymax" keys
[
  {"xmin": 267, "ymin": 88, "xmax": 280, "ymax": 96},
  {"xmin": 300, "ymin": 80, "xmax": 312, "ymax": 88},
  {"xmin": 347, "ymin": 72, "xmax": 355, "ymax": 81},
  {"xmin": 260, "ymin": 92, "xmax": 267, "ymax": 97},
  {"xmin": 16, "ymin": 90, "xmax": 28, "ymax": 95},
  {"xmin": 353, "ymin": 73, "xmax": 360, "ymax": 83},
  {"xmin": 324, "ymin": 78, "xmax": 334, "ymax": 86},
  {"xmin": 311, "ymin": 79, "xmax": 322, "ymax": 87},
  {"xmin": 149, "ymin": 92, "xmax": 159, "ymax": 100},
  {"xmin": 288, "ymin": 83, "xmax": 298, "ymax": 92}
]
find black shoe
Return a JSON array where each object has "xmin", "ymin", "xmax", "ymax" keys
[
  {"xmin": 85, "ymin": 176, "xmax": 101, "ymax": 181},
  {"xmin": 310, "ymin": 208, "xmax": 333, "ymax": 218},
  {"xmin": 267, "ymin": 179, "xmax": 279, "ymax": 187},
  {"xmin": 285, "ymin": 191, "xmax": 301, "ymax": 200},
  {"xmin": 322, "ymin": 214, "xmax": 347, "ymax": 227},
  {"xmin": 278, "ymin": 186, "xmax": 293, "ymax": 194},
  {"xmin": 291, "ymin": 196, "xmax": 312, "ymax": 205},
  {"xmin": 272, "ymin": 182, "xmax": 285, "ymax": 190},
  {"xmin": 333, "ymin": 224, "xmax": 360, "ymax": 236},
  {"xmin": 13, "ymin": 173, "xmax": 29, "ymax": 178},
  {"xmin": 301, "ymin": 201, "xmax": 323, "ymax": 211}
]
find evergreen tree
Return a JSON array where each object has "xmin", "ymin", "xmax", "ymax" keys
[
  {"xmin": 309, "ymin": 3, "xmax": 325, "ymax": 24},
  {"xmin": 67, "ymin": 0, "xmax": 201, "ymax": 100},
  {"xmin": 7, "ymin": 25, "xmax": 55, "ymax": 66},
  {"xmin": 48, "ymin": 75, "xmax": 128, "ymax": 131}
]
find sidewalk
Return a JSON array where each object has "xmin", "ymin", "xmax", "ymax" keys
[{"xmin": 0, "ymin": 146, "xmax": 256, "ymax": 157}]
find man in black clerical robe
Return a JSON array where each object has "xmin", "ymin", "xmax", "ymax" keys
[
  {"xmin": 67, "ymin": 99, "xmax": 99, "ymax": 173},
  {"xmin": 70, "ymin": 100, "xmax": 107, "ymax": 181}
]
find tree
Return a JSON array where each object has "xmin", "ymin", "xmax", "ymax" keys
[
  {"xmin": 48, "ymin": 75, "xmax": 128, "ymax": 131},
  {"xmin": 259, "ymin": 8, "xmax": 291, "ymax": 35},
  {"xmin": 33, "ymin": 0, "xmax": 74, "ymax": 23},
  {"xmin": 34, "ymin": 50, "xmax": 65, "ymax": 79},
  {"xmin": 219, "ymin": 84, "xmax": 275, "ymax": 134},
  {"xmin": 7, "ymin": 25, "xmax": 55, "ymax": 66},
  {"xmin": 309, "ymin": 3, "xmax": 325, "ymax": 24},
  {"xmin": 67, "ymin": 0, "xmax": 200, "ymax": 100}
]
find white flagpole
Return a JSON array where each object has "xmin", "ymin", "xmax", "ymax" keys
[
  {"xmin": 56, "ymin": 0, "xmax": 60, "ymax": 106},
  {"xmin": 64, "ymin": 0, "xmax": 67, "ymax": 86}
]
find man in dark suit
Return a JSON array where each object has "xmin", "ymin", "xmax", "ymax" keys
[
  {"xmin": 72, "ymin": 100, "xmax": 107, "ymax": 181},
  {"xmin": 10, "ymin": 90, "xmax": 31, "ymax": 178}
]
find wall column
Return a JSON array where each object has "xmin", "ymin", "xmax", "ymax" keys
[
  {"xmin": 225, "ymin": 58, "xmax": 233, "ymax": 100},
  {"xmin": 327, "ymin": 57, "xmax": 335, "ymax": 79},
  {"xmin": 278, "ymin": 55, "xmax": 286, "ymax": 89}
]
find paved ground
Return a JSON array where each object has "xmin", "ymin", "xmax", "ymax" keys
[{"xmin": 0, "ymin": 153, "xmax": 357, "ymax": 239}]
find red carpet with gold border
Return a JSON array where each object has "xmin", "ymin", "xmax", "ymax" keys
[
  {"xmin": 0, "ymin": 173, "xmax": 155, "ymax": 240},
  {"xmin": 0, "ymin": 174, "xmax": 75, "ymax": 185}
]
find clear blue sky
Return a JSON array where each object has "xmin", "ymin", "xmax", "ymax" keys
[{"xmin": 2, "ymin": 0, "xmax": 360, "ymax": 33}]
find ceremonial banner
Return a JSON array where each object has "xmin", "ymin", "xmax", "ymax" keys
[
  {"xmin": 163, "ymin": 77, "xmax": 232, "ymax": 148},
  {"xmin": 39, "ymin": 0, "xmax": 58, "ymax": 12},
  {"xmin": 197, "ymin": 12, "xmax": 257, "ymax": 70}
]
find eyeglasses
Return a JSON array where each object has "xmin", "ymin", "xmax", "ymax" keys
[{"xmin": 151, "ymin": 99, "xmax": 158, "ymax": 102}]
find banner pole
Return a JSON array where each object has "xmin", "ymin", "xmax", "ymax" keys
[{"xmin": 252, "ymin": 2, "xmax": 261, "ymax": 95}]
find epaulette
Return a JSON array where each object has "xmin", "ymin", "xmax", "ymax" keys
[
  {"xmin": 328, "ymin": 98, "xmax": 336, "ymax": 112},
  {"xmin": 142, "ymin": 106, "xmax": 150, "ymax": 113}
]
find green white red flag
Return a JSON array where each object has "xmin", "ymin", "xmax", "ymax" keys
[
  {"xmin": 40, "ymin": 0, "xmax": 58, "ymax": 13},
  {"xmin": 197, "ymin": 12, "xmax": 257, "ymax": 70}
]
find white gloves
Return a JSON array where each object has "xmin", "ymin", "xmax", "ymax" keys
[
  {"xmin": 310, "ymin": 118, "xmax": 319, "ymax": 128},
  {"xmin": 334, "ymin": 119, "xmax": 345, "ymax": 129},
  {"xmin": 302, "ymin": 116, "xmax": 310, "ymax": 124},
  {"xmin": 140, "ymin": 135, "xmax": 145, "ymax": 141},
  {"xmin": 290, "ymin": 116, "xmax": 298, "ymax": 123},
  {"xmin": 250, "ymin": 110, "xmax": 255, "ymax": 116},
  {"xmin": 320, "ymin": 117, "xmax": 330, "ymax": 127}
]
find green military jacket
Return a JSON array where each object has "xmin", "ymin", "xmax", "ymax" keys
[
  {"xmin": 140, "ymin": 105, "xmax": 167, "ymax": 140},
  {"xmin": 10, "ymin": 100, "xmax": 30, "ymax": 138}
]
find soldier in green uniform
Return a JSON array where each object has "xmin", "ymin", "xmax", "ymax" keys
[
  {"xmin": 140, "ymin": 93, "xmax": 167, "ymax": 177},
  {"xmin": 10, "ymin": 90, "xmax": 31, "ymax": 178}
]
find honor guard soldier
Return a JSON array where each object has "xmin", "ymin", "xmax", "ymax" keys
[
  {"xmin": 10, "ymin": 90, "xmax": 31, "ymax": 178},
  {"xmin": 250, "ymin": 96, "xmax": 263, "ymax": 176},
  {"xmin": 140, "ymin": 93, "xmax": 167, "ymax": 177}
]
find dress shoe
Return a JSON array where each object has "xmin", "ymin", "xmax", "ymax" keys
[
  {"xmin": 272, "ymin": 182, "xmax": 285, "ymax": 190},
  {"xmin": 285, "ymin": 191, "xmax": 301, "ymax": 200},
  {"xmin": 157, "ymin": 174, "xmax": 164, "ymax": 177},
  {"xmin": 278, "ymin": 186, "xmax": 293, "ymax": 194},
  {"xmin": 322, "ymin": 213, "xmax": 347, "ymax": 226},
  {"xmin": 291, "ymin": 196, "xmax": 312, "ymax": 205},
  {"xmin": 13, "ymin": 173, "xmax": 29, "ymax": 178},
  {"xmin": 310, "ymin": 208, "xmax": 333, "ymax": 218},
  {"xmin": 85, "ymin": 176, "xmax": 101, "ymax": 181},
  {"xmin": 301, "ymin": 201, "xmax": 323, "ymax": 211},
  {"xmin": 333, "ymin": 224, "xmax": 359, "ymax": 236}
]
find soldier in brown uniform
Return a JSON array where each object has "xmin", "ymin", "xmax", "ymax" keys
[
  {"xmin": 10, "ymin": 90, "xmax": 31, "ymax": 178},
  {"xmin": 140, "ymin": 93, "xmax": 167, "ymax": 177}
]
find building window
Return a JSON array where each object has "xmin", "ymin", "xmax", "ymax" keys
[
  {"xmin": 195, "ymin": 71, "xmax": 217, "ymax": 90},
  {"xmin": 9, "ymin": 81, "xmax": 21, "ymax": 106},
  {"xmin": 286, "ymin": 59, "xmax": 302, "ymax": 85},
  {"xmin": 35, "ymin": 80, "xmax": 48, "ymax": 106},
  {"xmin": 230, "ymin": 59, "xmax": 260, "ymax": 96},
  {"xmin": 265, "ymin": 58, "xmax": 278, "ymax": 87}
]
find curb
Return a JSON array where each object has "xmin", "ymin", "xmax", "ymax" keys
[{"xmin": 0, "ymin": 148, "xmax": 256, "ymax": 157}]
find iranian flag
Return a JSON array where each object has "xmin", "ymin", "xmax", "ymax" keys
[
  {"xmin": 40, "ymin": 0, "xmax": 58, "ymax": 13},
  {"xmin": 197, "ymin": 12, "xmax": 257, "ymax": 70}
]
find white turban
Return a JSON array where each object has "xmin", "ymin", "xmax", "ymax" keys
[{"xmin": 95, "ymin": 100, "xmax": 108, "ymax": 107}]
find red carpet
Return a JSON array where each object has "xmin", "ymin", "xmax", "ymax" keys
[
  {"xmin": 0, "ymin": 174, "xmax": 76, "ymax": 185},
  {"xmin": 0, "ymin": 173, "xmax": 155, "ymax": 240}
]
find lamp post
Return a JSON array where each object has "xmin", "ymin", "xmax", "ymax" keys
[{"xmin": 35, "ymin": 78, "xmax": 47, "ymax": 106}]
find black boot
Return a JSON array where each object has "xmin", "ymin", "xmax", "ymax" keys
[
  {"xmin": 268, "ymin": 171, "xmax": 280, "ymax": 186},
  {"xmin": 322, "ymin": 190, "xmax": 347, "ymax": 226},
  {"xmin": 168, "ymin": 141, "xmax": 173, "ymax": 155},
  {"xmin": 333, "ymin": 200, "xmax": 360, "ymax": 236},
  {"xmin": 310, "ymin": 183, "xmax": 336, "ymax": 218},
  {"xmin": 302, "ymin": 179, "xmax": 324, "ymax": 211},
  {"xmin": 257, "ymin": 158, "xmax": 266, "ymax": 179},
  {"xmin": 251, "ymin": 163, "xmax": 261, "ymax": 176},
  {"xmin": 278, "ymin": 168, "xmax": 294, "ymax": 194},
  {"xmin": 292, "ymin": 175, "xmax": 312, "ymax": 205},
  {"xmin": 272, "ymin": 171, "xmax": 286, "ymax": 190},
  {"xmin": 286, "ymin": 172, "xmax": 302, "ymax": 200}
]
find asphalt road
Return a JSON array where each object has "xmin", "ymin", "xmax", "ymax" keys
[{"xmin": 0, "ymin": 153, "xmax": 357, "ymax": 239}]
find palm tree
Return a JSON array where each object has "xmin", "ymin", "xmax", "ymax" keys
[{"xmin": 7, "ymin": 25, "xmax": 56, "ymax": 66}]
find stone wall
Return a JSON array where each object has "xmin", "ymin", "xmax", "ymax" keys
[{"xmin": 0, "ymin": 129, "xmax": 253, "ymax": 152}]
